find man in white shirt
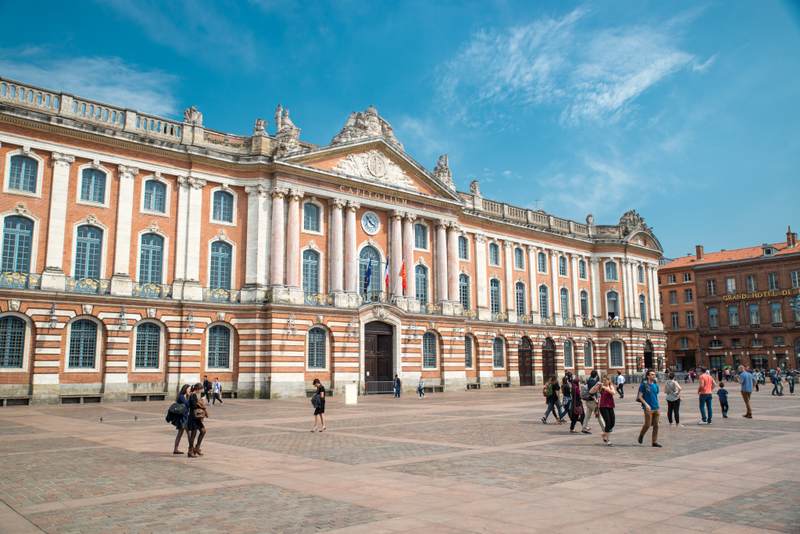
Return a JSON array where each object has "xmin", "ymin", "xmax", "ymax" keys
[
  {"xmin": 615, "ymin": 371, "xmax": 626, "ymax": 398},
  {"xmin": 212, "ymin": 378, "xmax": 223, "ymax": 405}
]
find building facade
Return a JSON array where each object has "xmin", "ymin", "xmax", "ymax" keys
[
  {"xmin": 0, "ymin": 77, "xmax": 665, "ymax": 404},
  {"xmin": 659, "ymin": 233, "xmax": 800, "ymax": 372}
]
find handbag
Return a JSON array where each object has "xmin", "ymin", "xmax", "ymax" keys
[{"xmin": 194, "ymin": 408, "xmax": 207, "ymax": 419}]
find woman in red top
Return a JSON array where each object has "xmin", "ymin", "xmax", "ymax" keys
[{"xmin": 594, "ymin": 376, "xmax": 617, "ymax": 446}]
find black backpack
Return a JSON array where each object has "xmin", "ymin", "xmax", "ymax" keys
[{"xmin": 311, "ymin": 393, "xmax": 321, "ymax": 408}]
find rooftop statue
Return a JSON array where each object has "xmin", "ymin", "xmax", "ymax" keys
[
  {"xmin": 619, "ymin": 209, "xmax": 649, "ymax": 236},
  {"xmin": 274, "ymin": 104, "xmax": 301, "ymax": 157},
  {"xmin": 331, "ymin": 105, "xmax": 403, "ymax": 149},
  {"xmin": 183, "ymin": 106, "xmax": 203, "ymax": 126},
  {"xmin": 433, "ymin": 154, "xmax": 455, "ymax": 191}
]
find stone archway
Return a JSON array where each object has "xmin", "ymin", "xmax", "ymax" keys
[
  {"xmin": 542, "ymin": 337, "xmax": 557, "ymax": 380},
  {"xmin": 364, "ymin": 320, "xmax": 394, "ymax": 393},
  {"xmin": 518, "ymin": 337, "xmax": 534, "ymax": 386}
]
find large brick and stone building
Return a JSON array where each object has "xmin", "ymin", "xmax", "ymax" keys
[
  {"xmin": 0, "ymin": 77, "xmax": 665, "ymax": 404},
  {"xmin": 659, "ymin": 230, "xmax": 800, "ymax": 372}
]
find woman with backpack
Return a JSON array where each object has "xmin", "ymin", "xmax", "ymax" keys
[
  {"xmin": 568, "ymin": 376, "xmax": 587, "ymax": 434},
  {"xmin": 171, "ymin": 384, "xmax": 191, "ymax": 455},
  {"xmin": 310, "ymin": 378, "xmax": 326, "ymax": 432},
  {"xmin": 187, "ymin": 383, "xmax": 208, "ymax": 458},
  {"xmin": 541, "ymin": 376, "xmax": 564, "ymax": 424}
]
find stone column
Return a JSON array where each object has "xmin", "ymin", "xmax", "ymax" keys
[
  {"xmin": 329, "ymin": 198, "xmax": 345, "ymax": 293},
  {"xmin": 447, "ymin": 223, "xmax": 460, "ymax": 312},
  {"xmin": 503, "ymin": 242, "xmax": 516, "ymax": 321},
  {"xmin": 343, "ymin": 202, "xmax": 359, "ymax": 305},
  {"xmin": 269, "ymin": 188, "xmax": 287, "ymax": 287},
  {"xmin": 435, "ymin": 220, "xmax": 448, "ymax": 303},
  {"xmin": 285, "ymin": 190, "xmax": 303, "ymax": 302},
  {"xmin": 550, "ymin": 250, "xmax": 560, "ymax": 323},
  {"xmin": 110, "ymin": 165, "xmax": 138, "ymax": 296},
  {"xmin": 390, "ymin": 211, "xmax": 403, "ymax": 299},
  {"xmin": 590, "ymin": 258, "xmax": 602, "ymax": 323},
  {"xmin": 620, "ymin": 259, "xmax": 632, "ymax": 324},
  {"xmin": 570, "ymin": 254, "xmax": 580, "ymax": 325},
  {"xmin": 173, "ymin": 176, "xmax": 190, "ymax": 285},
  {"xmin": 402, "ymin": 213, "xmax": 416, "ymax": 304},
  {"xmin": 475, "ymin": 234, "xmax": 489, "ymax": 320},
  {"xmin": 181, "ymin": 176, "xmax": 206, "ymax": 301},
  {"xmin": 242, "ymin": 184, "xmax": 269, "ymax": 302},
  {"xmin": 527, "ymin": 245, "xmax": 539, "ymax": 323},
  {"xmin": 41, "ymin": 152, "xmax": 74, "ymax": 291}
]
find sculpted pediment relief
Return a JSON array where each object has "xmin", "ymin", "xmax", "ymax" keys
[{"xmin": 332, "ymin": 150, "xmax": 417, "ymax": 190}]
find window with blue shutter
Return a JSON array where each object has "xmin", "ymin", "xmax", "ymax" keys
[
  {"xmin": 423, "ymin": 332, "xmax": 437, "ymax": 368},
  {"xmin": 80, "ymin": 168, "xmax": 106, "ymax": 203},
  {"xmin": 143, "ymin": 180, "xmax": 167, "ymax": 213},
  {"xmin": 583, "ymin": 341, "xmax": 593, "ymax": 368},
  {"xmin": 493, "ymin": 337, "xmax": 504, "ymax": 368},
  {"xmin": 539, "ymin": 285, "xmax": 549, "ymax": 319},
  {"xmin": 464, "ymin": 335, "xmax": 473, "ymax": 368},
  {"xmin": 560, "ymin": 288, "xmax": 569, "ymax": 320},
  {"xmin": 515, "ymin": 282, "xmax": 526, "ymax": 315},
  {"xmin": 135, "ymin": 322, "xmax": 160, "ymax": 369},
  {"xmin": 303, "ymin": 202, "xmax": 320, "ymax": 232},
  {"xmin": 212, "ymin": 190, "xmax": 234, "ymax": 222},
  {"xmin": 210, "ymin": 241, "xmax": 232, "ymax": 290},
  {"xmin": 2, "ymin": 216, "xmax": 33, "ymax": 273},
  {"xmin": 9, "ymin": 155, "xmax": 37, "ymax": 193},
  {"xmin": 415, "ymin": 265, "xmax": 428, "ymax": 303},
  {"xmin": 564, "ymin": 340, "xmax": 573, "ymax": 368},
  {"xmin": 414, "ymin": 224, "xmax": 428, "ymax": 249},
  {"xmin": 307, "ymin": 327, "xmax": 326, "ymax": 369},
  {"xmin": 74, "ymin": 225, "xmax": 103, "ymax": 280},
  {"xmin": 208, "ymin": 325, "xmax": 231, "ymax": 369},
  {"xmin": 490, "ymin": 279, "xmax": 501, "ymax": 313},
  {"xmin": 605, "ymin": 260, "xmax": 618, "ymax": 281},
  {"xmin": 68, "ymin": 319, "xmax": 97, "ymax": 368},
  {"xmin": 580, "ymin": 290, "xmax": 589, "ymax": 317},
  {"xmin": 537, "ymin": 252, "xmax": 547, "ymax": 273},
  {"xmin": 302, "ymin": 249, "xmax": 320, "ymax": 295},
  {"xmin": 139, "ymin": 233, "xmax": 164, "ymax": 284},
  {"xmin": 610, "ymin": 341, "xmax": 623, "ymax": 367},
  {"xmin": 0, "ymin": 316, "xmax": 25, "ymax": 368},
  {"xmin": 459, "ymin": 274, "xmax": 470, "ymax": 310}
]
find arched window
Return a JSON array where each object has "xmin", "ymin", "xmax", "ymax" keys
[
  {"xmin": 135, "ymin": 322, "xmax": 160, "ymax": 369},
  {"xmin": 564, "ymin": 339, "xmax": 573, "ymax": 368},
  {"xmin": 514, "ymin": 247, "xmax": 524, "ymax": 269},
  {"xmin": 489, "ymin": 243, "xmax": 500, "ymax": 265},
  {"xmin": 605, "ymin": 260, "xmax": 618, "ymax": 281},
  {"xmin": 414, "ymin": 223, "xmax": 428, "ymax": 249},
  {"xmin": 74, "ymin": 225, "xmax": 103, "ymax": 280},
  {"xmin": 9, "ymin": 155, "xmax": 38, "ymax": 193},
  {"xmin": 2, "ymin": 216, "xmax": 33, "ymax": 273},
  {"xmin": 639, "ymin": 294, "xmax": 647, "ymax": 321},
  {"xmin": 302, "ymin": 249, "xmax": 320, "ymax": 295},
  {"xmin": 303, "ymin": 202, "xmax": 320, "ymax": 232},
  {"xmin": 423, "ymin": 332, "xmax": 437, "ymax": 368},
  {"xmin": 578, "ymin": 259, "xmax": 587, "ymax": 279},
  {"xmin": 68, "ymin": 319, "xmax": 97, "ymax": 369},
  {"xmin": 207, "ymin": 325, "xmax": 231, "ymax": 369},
  {"xmin": 464, "ymin": 335, "xmax": 473, "ymax": 369},
  {"xmin": 143, "ymin": 180, "xmax": 167, "ymax": 213},
  {"xmin": 490, "ymin": 279, "xmax": 501, "ymax": 314},
  {"xmin": 539, "ymin": 285, "xmax": 549, "ymax": 319},
  {"xmin": 580, "ymin": 290, "xmax": 589, "ymax": 318},
  {"xmin": 210, "ymin": 241, "xmax": 232, "ymax": 290},
  {"xmin": 80, "ymin": 168, "xmax": 106, "ymax": 203},
  {"xmin": 537, "ymin": 252, "xmax": 547, "ymax": 273},
  {"xmin": 584, "ymin": 340, "xmax": 593, "ymax": 368},
  {"xmin": 459, "ymin": 274, "xmax": 470, "ymax": 310},
  {"xmin": 307, "ymin": 327, "xmax": 326, "ymax": 369},
  {"xmin": 515, "ymin": 281, "xmax": 526, "ymax": 315},
  {"xmin": 607, "ymin": 291, "xmax": 619, "ymax": 319},
  {"xmin": 138, "ymin": 233, "xmax": 164, "ymax": 284},
  {"xmin": 415, "ymin": 265, "xmax": 428, "ymax": 303},
  {"xmin": 0, "ymin": 316, "xmax": 25, "ymax": 368},
  {"xmin": 609, "ymin": 340, "xmax": 624, "ymax": 367},
  {"xmin": 560, "ymin": 288, "xmax": 569, "ymax": 320},
  {"xmin": 637, "ymin": 265, "xmax": 645, "ymax": 283},
  {"xmin": 458, "ymin": 235, "xmax": 468, "ymax": 259},
  {"xmin": 212, "ymin": 190, "xmax": 234, "ymax": 223},
  {"xmin": 492, "ymin": 337, "xmax": 504, "ymax": 368},
  {"xmin": 359, "ymin": 246, "xmax": 381, "ymax": 297},
  {"xmin": 558, "ymin": 256, "xmax": 567, "ymax": 276}
]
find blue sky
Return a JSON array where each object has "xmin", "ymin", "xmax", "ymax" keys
[{"xmin": 1, "ymin": 0, "xmax": 798, "ymax": 258}]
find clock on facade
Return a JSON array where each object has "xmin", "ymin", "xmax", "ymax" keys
[{"xmin": 361, "ymin": 211, "xmax": 380, "ymax": 235}]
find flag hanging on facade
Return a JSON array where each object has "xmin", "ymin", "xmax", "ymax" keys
[
  {"xmin": 400, "ymin": 260, "xmax": 407, "ymax": 292},
  {"xmin": 363, "ymin": 259, "xmax": 372, "ymax": 293},
  {"xmin": 384, "ymin": 257, "xmax": 390, "ymax": 292}
]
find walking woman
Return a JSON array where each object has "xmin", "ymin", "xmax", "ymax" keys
[
  {"xmin": 597, "ymin": 375, "xmax": 616, "ymax": 446},
  {"xmin": 187, "ymin": 383, "xmax": 208, "ymax": 458},
  {"xmin": 311, "ymin": 378, "xmax": 326, "ymax": 432},
  {"xmin": 569, "ymin": 376, "xmax": 587, "ymax": 434},
  {"xmin": 665, "ymin": 372, "xmax": 683, "ymax": 426},
  {"xmin": 541, "ymin": 376, "xmax": 564, "ymax": 424},
  {"xmin": 172, "ymin": 384, "xmax": 191, "ymax": 455}
]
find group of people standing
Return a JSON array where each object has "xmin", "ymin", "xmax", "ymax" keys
[{"xmin": 541, "ymin": 370, "xmax": 619, "ymax": 445}]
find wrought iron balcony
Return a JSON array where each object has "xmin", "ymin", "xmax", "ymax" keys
[
  {"xmin": 361, "ymin": 290, "xmax": 387, "ymax": 304},
  {"xmin": 491, "ymin": 311, "xmax": 508, "ymax": 322},
  {"xmin": 304, "ymin": 292, "xmax": 333, "ymax": 306},
  {"xmin": 540, "ymin": 315, "xmax": 556, "ymax": 326},
  {"xmin": 562, "ymin": 317, "xmax": 576, "ymax": 327},
  {"xmin": 419, "ymin": 302, "xmax": 442, "ymax": 315},
  {"xmin": 608, "ymin": 318, "xmax": 624, "ymax": 328},
  {"xmin": 0, "ymin": 271, "xmax": 41, "ymax": 290},
  {"xmin": 582, "ymin": 316, "xmax": 596, "ymax": 327},
  {"xmin": 132, "ymin": 282, "xmax": 172, "ymax": 299},
  {"xmin": 203, "ymin": 287, "xmax": 240, "ymax": 303},
  {"xmin": 517, "ymin": 314, "xmax": 533, "ymax": 324},
  {"xmin": 67, "ymin": 277, "xmax": 110, "ymax": 295}
]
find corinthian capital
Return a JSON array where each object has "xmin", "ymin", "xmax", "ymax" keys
[
  {"xmin": 330, "ymin": 198, "xmax": 346, "ymax": 210},
  {"xmin": 51, "ymin": 152, "xmax": 75, "ymax": 167},
  {"xmin": 288, "ymin": 188, "xmax": 304, "ymax": 201},
  {"xmin": 117, "ymin": 165, "xmax": 139, "ymax": 179},
  {"xmin": 271, "ymin": 187, "xmax": 288, "ymax": 199},
  {"xmin": 245, "ymin": 184, "xmax": 269, "ymax": 197},
  {"xmin": 188, "ymin": 176, "xmax": 207, "ymax": 189}
]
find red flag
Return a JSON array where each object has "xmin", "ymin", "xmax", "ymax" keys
[{"xmin": 400, "ymin": 261, "xmax": 407, "ymax": 293}]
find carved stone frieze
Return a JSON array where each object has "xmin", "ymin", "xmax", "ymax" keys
[
  {"xmin": 331, "ymin": 106, "xmax": 402, "ymax": 149},
  {"xmin": 332, "ymin": 150, "xmax": 416, "ymax": 190}
]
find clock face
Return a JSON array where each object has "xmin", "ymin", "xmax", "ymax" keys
[{"xmin": 361, "ymin": 211, "xmax": 380, "ymax": 235}]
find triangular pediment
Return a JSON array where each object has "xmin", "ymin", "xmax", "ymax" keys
[{"xmin": 282, "ymin": 139, "xmax": 462, "ymax": 202}]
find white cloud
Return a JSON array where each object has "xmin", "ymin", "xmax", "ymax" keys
[
  {"xmin": 0, "ymin": 53, "xmax": 178, "ymax": 117},
  {"xmin": 395, "ymin": 115, "xmax": 448, "ymax": 163},
  {"xmin": 438, "ymin": 8, "xmax": 700, "ymax": 126},
  {"xmin": 692, "ymin": 54, "xmax": 718, "ymax": 73}
]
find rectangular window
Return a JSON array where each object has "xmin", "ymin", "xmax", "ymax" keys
[
  {"xmin": 728, "ymin": 305, "xmax": 739, "ymax": 327},
  {"xmin": 726, "ymin": 277, "xmax": 736, "ymax": 294},
  {"xmin": 414, "ymin": 224, "xmax": 428, "ymax": 249},
  {"xmin": 683, "ymin": 273, "xmax": 691, "ymax": 282},
  {"xmin": 489, "ymin": 243, "xmax": 500, "ymax": 266},
  {"xmin": 706, "ymin": 279, "xmax": 716, "ymax": 296},
  {"xmin": 749, "ymin": 303, "xmax": 760, "ymax": 326},
  {"xmin": 579, "ymin": 261, "xmax": 587, "ymax": 279},
  {"xmin": 731, "ymin": 338, "xmax": 742, "ymax": 348},
  {"xmin": 686, "ymin": 311, "xmax": 695, "ymax": 328},
  {"xmin": 558, "ymin": 257, "xmax": 567, "ymax": 276},
  {"xmin": 515, "ymin": 248, "xmax": 524, "ymax": 269},
  {"xmin": 669, "ymin": 290, "xmax": 678, "ymax": 305},
  {"xmin": 708, "ymin": 308, "xmax": 719, "ymax": 329},
  {"xmin": 671, "ymin": 312, "xmax": 679, "ymax": 329},
  {"xmin": 684, "ymin": 289, "xmax": 693, "ymax": 303},
  {"xmin": 768, "ymin": 272, "xmax": 778, "ymax": 290},
  {"xmin": 667, "ymin": 274, "xmax": 676, "ymax": 284},
  {"xmin": 746, "ymin": 275, "xmax": 757, "ymax": 292},
  {"xmin": 792, "ymin": 271, "xmax": 799, "ymax": 288},
  {"xmin": 774, "ymin": 336, "xmax": 785, "ymax": 346},
  {"xmin": 537, "ymin": 253, "xmax": 547, "ymax": 273},
  {"xmin": 771, "ymin": 302, "xmax": 782, "ymax": 324},
  {"xmin": 458, "ymin": 236, "xmax": 468, "ymax": 260},
  {"xmin": 464, "ymin": 336, "xmax": 473, "ymax": 369}
]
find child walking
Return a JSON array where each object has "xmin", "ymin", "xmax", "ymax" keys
[{"xmin": 717, "ymin": 382, "xmax": 729, "ymax": 418}]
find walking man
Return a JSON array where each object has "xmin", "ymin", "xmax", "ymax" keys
[
  {"xmin": 698, "ymin": 367, "xmax": 716, "ymax": 425},
  {"xmin": 202, "ymin": 375, "xmax": 212, "ymax": 401},
  {"xmin": 393, "ymin": 374, "xmax": 401, "ymax": 398},
  {"xmin": 582, "ymin": 370, "xmax": 600, "ymax": 433},
  {"xmin": 738, "ymin": 365, "xmax": 753, "ymax": 418},
  {"xmin": 211, "ymin": 377, "xmax": 223, "ymax": 405},
  {"xmin": 615, "ymin": 371, "xmax": 625, "ymax": 398},
  {"xmin": 637, "ymin": 370, "xmax": 662, "ymax": 448}
]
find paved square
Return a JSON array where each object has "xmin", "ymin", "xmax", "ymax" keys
[{"xmin": 0, "ymin": 384, "xmax": 797, "ymax": 533}]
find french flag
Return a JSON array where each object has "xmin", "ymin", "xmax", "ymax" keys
[{"xmin": 384, "ymin": 257, "xmax": 390, "ymax": 292}]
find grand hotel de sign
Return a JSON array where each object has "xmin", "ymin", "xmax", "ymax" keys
[{"xmin": 0, "ymin": 77, "xmax": 665, "ymax": 403}]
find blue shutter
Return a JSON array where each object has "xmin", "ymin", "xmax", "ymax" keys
[
  {"xmin": 459, "ymin": 274, "xmax": 470, "ymax": 310},
  {"xmin": 560, "ymin": 288, "xmax": 569, "ymax": 320},
  {"xmin": 464, "ymin": 336, "xmax": 473, "ymax": 368},
  {"xmin": 80, "ymin": 168, "xmax": 106, "ymax": 203},
  {"xmin": 139, "ymin": 233, "xmax": 164, "ymax": 284},
  {"xmin": 515, "ymin": 282, "xmax": 526, "ymax": 315},
  {"xmin": 0, "ymin": 316, "xmax": 25, "ymax": 368},
  {"xmin": 423, "ymin": 332, "xmax": 437, "ymax": 368},
  {"xmin": 490, "ymin": 279, "xmax": 501, "ymax": 313},
  {"xmin": 208, "ymin": 325, "xmax": 231, "ymax": 368},
  {"xmin": 210, "ymin": 241, "xmax": 232, "ymax": 290},
  {"xmin": 9, "ymin": 155, "xmax": 37, "ymax": 192},
  {"xmin": 308, "ymin": 327, "xmax": 326, "ymax": 369},
  {"xmin": 493, "ymin": 337, "xmax": 504, "ymax": 368},
  {"xmin": 74, "ymin": 225, "xmax": 103, "ymax": 279},
  {"xmin": 2, "ymin": 216, "xmax": 33, "ymax": 273},
  {"xmin": 539, "ymin": 285, "xmax": 549, "ymax": 318},
  {"xmin": 69, "ymin": 319, "xmax": 97, "ymax": 368},
  {"xmin": 303, "ymin": 203, "xmax": 320, "ymax": 232},
  {"xmin": 302, "ymin": 250, "xmax": 320, "ymax": 294},
  {"xmin": 213, "ymin": 191, "xmax": 234, "ymax": 222},
  {"xmin": 144, "ymin": 181, "xmax": 166, "ymax": 213},
  {"xmin": 415, "ymin": 265, "xmax": 428, "ymax": 303},
  {"xmin": 135, "ymin": 323, "xmax": 161, "ymax": 368}
]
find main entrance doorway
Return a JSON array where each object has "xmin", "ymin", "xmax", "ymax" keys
[
  {"xmin": 542, "ymin": 338, "xmax": 556, "ymax": 380},
  {"xmin": 364, "ymin": 321, "xmax": 394, "ymax": 394},
  {"xmin": 644, "ymin": 341, "xmax": 654, "ymax": 370},
  {"xmin": 519, "ymin": 337, "xmax": 534, "ymax": 386}
]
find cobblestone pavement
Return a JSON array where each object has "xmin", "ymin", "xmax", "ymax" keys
[{"xmin": 0, "ymin": 383, "xmax": 797, "ymax": 533}]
